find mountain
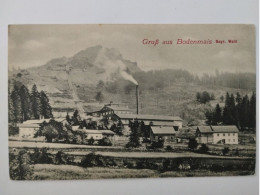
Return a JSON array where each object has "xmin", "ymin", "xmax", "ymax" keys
[
  {"xmin": 8, "ymin": 45, "xmax": 255, "ymax": 124},
  {"xmin": 9, "ymin": 45, "xmax": 141, "ymax": 92}
]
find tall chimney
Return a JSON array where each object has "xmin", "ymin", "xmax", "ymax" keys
[{"xmin": 136, "ymin": 85, "xmax": 139, "ymax": 114}]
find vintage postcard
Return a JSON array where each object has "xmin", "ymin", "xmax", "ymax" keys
[{"xmin": 8, "ymin": 24, "xmax": 256, "ymax": 180}]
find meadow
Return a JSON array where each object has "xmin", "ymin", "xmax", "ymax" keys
[{"xmin": 31, "ymin": 164, "xmax": 254, "ymax": 180}]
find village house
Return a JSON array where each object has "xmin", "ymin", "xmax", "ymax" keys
[
  {"xmin": 18, "ymin": 119, "xmax": 51, "ymax": 138},
  {"xmin": 196, "ymin": 125, "xmax": 239, "ymax": 145},
  {"xmin": 150, "ymin": 126, "xmax": 176, "ymax": 142},
  {"xmin": 113, "ymin": 113, "xmax": 183, "ymax": 130},
  {"xmin": 80, "ymin": 129, "xmax": 103, "ymax": 140},
  {"xmin": 77, "ymin": 128, "xmax": 116, "ymax": 141}
]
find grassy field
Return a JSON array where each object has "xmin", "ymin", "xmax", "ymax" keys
[
  {"xmin": 32, "ymin": 164, "xmax": 157, "ymax": 180},
  {"xmin": 9, "ymin": 141, "xmax": 121, "ymax": 149},
  {"xmin": 31, "ymin": 164, "xmax": 254, "ymax": 180},
  {"xmin": 10, "ymin": 140, "xmax": 255, "ymax": 160},
  {"xmin": 65, "ymin": 151, "xmax": 252, "ymax": 160}
]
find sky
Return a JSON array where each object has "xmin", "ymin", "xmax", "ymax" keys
[{"xmin": 8, "ymin": 24, "xmax": 256, "ymax": 75}]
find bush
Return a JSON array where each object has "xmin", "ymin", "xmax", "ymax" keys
[
  {"xmin": 136, "ymin": 159, "xmax": 158, "ymax": 170},
  {"xmin": 150, "ymin": 139, "xmax": 164, "ymax": 149},
  {"xmin": 196, "ymin": 91, "xmax": 211, "ymax": 104},
  {"xmin": 30, "ymin": 148, "xmax": 52, "ymax": 164},
  {"xmin": 188, "ymin": 138, "xmax": 198, "ymax": 150},
  {"xmin": 74, "ymin": 134, "xmax": 83, "ymax": 144},
  {"xmin": 234, "ymin": 148, "xmax": 239, "ymax": 156},
  {"xmin": 222, "ymin": 147, "xmax": 230, "ymax": 155},
  {"xmin": 165, "ymin": 145, "xmax": 174, "ymax": 151},
  {"xmin": 210, "ymin": 164, "xmax": 225, "ymax": 172},
  {"xmin": 81, "ymin": 153, "xmax": 103, "ymax": 167},
  {"xmin": 8, "ymin": 124, "xmax": 19, "ymax": 136},
  {"xmin": 88, "ymin": 137, "xmax": 95, "ymax": 145},
  {"xmin": 161, "ymin": 159, "xmax": 171, "ymax": 172},
  {"xmin": 123, "ymin": 160, "xmax": 134, "ymax": 168},
  {"xmin": 98, "ymin": 137, "xmax": 112, "ymax": 146},
  {"xmin": 54, "ymin": 151, "xmax": 71, "ymax": 165},
  {"xmin": 199, "ymin": 144, "xmax": 209, "ymax": 153},
  {"xmin": 9, "ymin": 150, "xmax": 32, "ymax": 180}
]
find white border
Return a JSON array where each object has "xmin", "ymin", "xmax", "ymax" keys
[{"xmin": 0, "ymin": 0, "xmax": 258, "ymax": 195}]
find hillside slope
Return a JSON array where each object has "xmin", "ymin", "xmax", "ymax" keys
[{"xmin": 9, "ymin": 45, "xmax": 255, "ymax": 125}]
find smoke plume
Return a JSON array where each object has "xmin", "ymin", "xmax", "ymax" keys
[
  {"xmin": 116, "ymin": 60, "xmax": 138, "ymax": 85},
  {"xmin": 120, "ymin": 70, "xmax": 138, "ymax": 85},
  {"xmin": 95, "ymin": 47, "xmax": 138, "ymax": 85}
]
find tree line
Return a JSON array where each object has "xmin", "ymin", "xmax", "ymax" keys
[
  {"xmin": 9, "ymin": 83, "xmax": 53, "ymax": 123},
  {"xmin": 104, "ymin": 69, "xmax": 255, "ymax": 96},
  {"xmin": 196, "ymin": 91, "xmax": 215, "ymax": 104},
  {"xmin": 205, "ymin": 92, "xmax": 256, "ymax": 131}
]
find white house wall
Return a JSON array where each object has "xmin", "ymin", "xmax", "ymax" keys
[
  {"xmin": 174, "ymin": 121, "xmax": 182, "ymax": 129},
  {"xmin": 213, "ymin": 133, "xmax": 238, "ymax": 144},
  {"xmin": 86, "ymin": 133, "xmax": 103, "ymax": 140},
  {"xmin": 197, "ymin": 134, "xmax": 213, "ymax": 144}
]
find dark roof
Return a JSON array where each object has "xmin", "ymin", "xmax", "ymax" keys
[
  {"xmin": 197, "ymin": 126, "xmax": 212, "ymax": 133},
  {"xmin": 143, "ymin": 121, "xmax": 179, "ymax": 127},
  {"xmin": 151, "ymin": 126, "xmax": 176, "ymax": 135},
  {"xmin": 105, "ymin": 106, "xmax": 133, "ymax": 111},
  {"xmin": 197, "ymin": 126, "xmax": 239, "ymax": 133},
  {"xmin": 211, "ymin": 126, "xmax": 239, "ymax": 133},
  {"xmin": 115, "ymin": 114, "xmax": 182, "ymax": 121}
]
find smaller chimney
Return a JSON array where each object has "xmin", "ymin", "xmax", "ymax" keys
[{"xmin": 136, "ymin": 85, "xmax": 139, "ymax": 114}]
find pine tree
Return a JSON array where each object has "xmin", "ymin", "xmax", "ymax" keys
[
  {"xmin": 8, "ymin": 90, "xmax": 16, "ymax": 122},
  {"xmin": 205, "ymin": 110, "xmax": 214, "ymax": 125},
  {"xmin": 20, "ymin": 85, "xmax": 33, "ymax": 121},
  {"xmin": 30, "ymin": 84, "xmax": 41, "ymax": 119},
  {"xmin": 95, "ymin": 91, "xmax": 104, "ymax": 102},
  {"xmin": 236, "ymin": 92, "xmax": 242, "ymax": 105},
  {"xmin": 126, "ymin": 120, "xmax": 140, "ymax": 148},
  {"xmin": 220, "ymin": 95, "xmax": 224, "ymax": 102},
  {"xmin": 196, "ymin": 92, "xmax": 201, "ymax": 102},
  {"xmin": 214, "ymin": 104, "xmax": 222, "ymax": 124},
  {"xmin": 210, "ymin": 93, "xmax": 215, "ymax": 100},
  {"xmin": 223, "ymin": 93, "xmax": 232, "ymax": 125},
  {"xmin": 72, "ymin": 110, "xmax": 80, "ymax": 125},
  {"xmin": 10, "ymin": 86, "xmax": 23, "ymax": 122},
  {"xmin": 225, "ymin": 92, "xmax": 230, "ymax": 105},
  {"xmin": 40, "ymin": 91, "xmax": 53, "ymax": 119},
  {"xmin": 249, "ymin": 92, "xmax": 256, "ymax": 130},
  {"xmin": 66, "ymin": 113, "xmax": 71, "ymax": 124},
  {"xmin": 240, "ymin": 95, "xmax": 250, "ymax": 130},
  {"xmin": 230, "ymin": 94, "xmax": 238, "ymax": 125}
]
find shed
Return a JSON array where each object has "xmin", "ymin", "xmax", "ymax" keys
[{"xmin": 150, "ymin": 126, "xmax": 176, "ymax": 142}]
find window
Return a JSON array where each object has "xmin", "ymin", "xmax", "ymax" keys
[
  {"xmin": 223, "ymin": 133, "xmax": 225, "ymax": 136},
  {"xmin": 233, "ymin": 133, "xmax": 235, "ymax": 136},
  {"xmin": 228, "ymin": 133, "xmax": 230, "ymax": 136},
  {"xmin": 233, "ymin": 139, "xmax": 235, "ymax": 142},
  {"xmin": 217, "ymin": 134, "xmax": 219, "ymax": 136},
  {"xmin": 228, "ymin": 139, "xmax": 230, "ymax": 142}
]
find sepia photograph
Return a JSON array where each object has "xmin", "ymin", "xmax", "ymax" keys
[{"xmin": 8, "ymin": 24, "xmax": 256, "ymax": 180}]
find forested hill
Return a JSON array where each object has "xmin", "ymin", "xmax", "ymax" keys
[
  {"xmin": 8, "ymin": 44, "xmax": 255, "ymax": 127},
  {"xmin": 131, "ymin": 69, "xmax": 255, "ymax": 91}
]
